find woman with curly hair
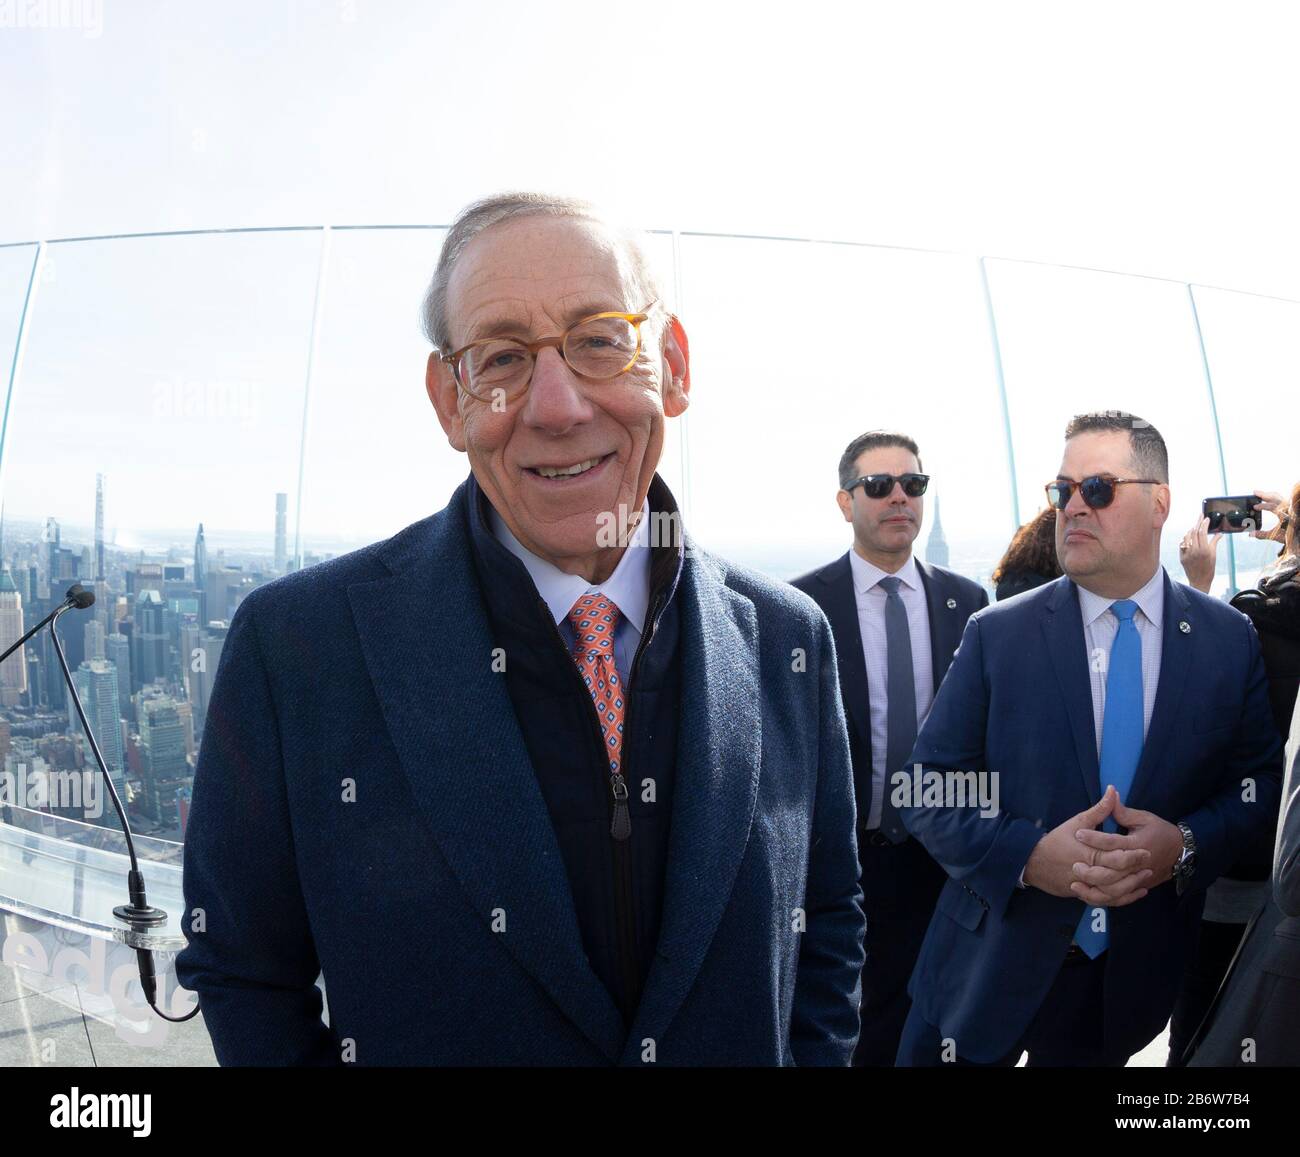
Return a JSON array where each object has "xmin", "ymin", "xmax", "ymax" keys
[{"xmin": 991, "ymin": 506, "xmax": 1062, "ymax": 602}]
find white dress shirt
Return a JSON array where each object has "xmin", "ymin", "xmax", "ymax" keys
[
  {"xmin": 848, "ymin": 549, "xmax": 935, "ymax": 829},
  {"xmin": 489, "ymin": 498, "xmax": 652, "ymax": 686},
  {"xmin": 1077, "ymin": 563, "xmax": 1165, "ymax": 759}
]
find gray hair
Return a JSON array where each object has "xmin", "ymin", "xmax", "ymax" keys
[{"xmin": 420, "ymin": 191, "xmax": 665, "ymax": 352}]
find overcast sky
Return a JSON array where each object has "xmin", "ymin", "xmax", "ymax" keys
[{"xmin": 4, "ymin": 0, "xmax": 1298, "ymax": 294}]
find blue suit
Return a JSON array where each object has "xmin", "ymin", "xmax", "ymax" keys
[
  {"xmin": 896, "ymin": 572, "xmax": 1284, "ymax": 1064},
  {"xmin": 175, "ymin": 477, "xmax": 866, "ymax": 1065}
]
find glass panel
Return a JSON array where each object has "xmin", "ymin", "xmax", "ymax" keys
[
  {"xmin": 0, "ymin": 230, "xmax": 323, "ymax": 861},
  {"xmin": 642, "ymin": 231, "xmax": 685, "ymax": 503},
  {"xmin": 0, "ymin": 244, "xmax": 40, "ymax": 399},
  {"xmin": 986, "ymin": 261, "xmax": 1227, "ymax": 593},
  {"xmin": 4, "ymin": 231, "xmax": 322, "ymax": 562},
  {"xmin": 1191, "ymin": 287, "xmax": 1300, "ymax": 590},
  {"xmin": 0, "ymin": 807, "xmax": 184, "ymax": 948},
  {"xmin": 302, "ymin": 227, "xmax": 451, "ymax": 548},
  {"xmin": 678, "ymin": 235, "xmax": 1008, "ymax": 589}
]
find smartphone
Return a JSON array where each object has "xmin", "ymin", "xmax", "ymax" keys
[{"xmin": 1202, "ymin": 495, "xmax": 1263, "ymax": 533}]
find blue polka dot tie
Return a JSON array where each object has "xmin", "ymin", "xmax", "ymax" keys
[{"xmin": 567, "ymin": 594, "xmax": 625, "ymax": 773}]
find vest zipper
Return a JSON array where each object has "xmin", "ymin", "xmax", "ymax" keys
[
  {"xmin": 609, "ymin": 773, "xmax": 631, "ymax": 839},
  {"xmin": 609, "ymin": 591, "xmax": 663, "ymax": 1019},
  {"xmin": 545, "ymin": 591, "xmax": 664, "ymax": 1023}
]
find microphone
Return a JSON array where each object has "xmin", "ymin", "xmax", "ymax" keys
[
  {"xmin": 1, "ymin": 583, "xmax": 198, "ymax": 1023},
  {"xmin": 0, "ymin": 583, "xmax": 96, "ymax": 664}
]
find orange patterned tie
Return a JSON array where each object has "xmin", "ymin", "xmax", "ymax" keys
[{"xmin": 567, "ymin": 593, "xmax": 625, "ymax": 773}]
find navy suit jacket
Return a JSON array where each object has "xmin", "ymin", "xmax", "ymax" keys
[
  {"xmin": 898, "ymin": 571, "xmax": 1284, "ymax": 1062},
  {"xmin": 790, "ymin": 552, "xmax": 989, "ymax": 829},
  {"xmin": 175, "ymin": 476, "xmax": 866, "ymax": 1065}
]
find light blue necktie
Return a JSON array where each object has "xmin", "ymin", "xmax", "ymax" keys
[
  {"xmin": 1075, "ymin": 598, "xmax": 1143, "ymax": 958},
  {"xmin": 877, "ymin": 575, "xmax": 915, "ymax": 844}
]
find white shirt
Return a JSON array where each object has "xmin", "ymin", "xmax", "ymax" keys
[
  {"xmin": 488, "ymin": 498, "xmax": 652, "ymax": 686},
  {"xmin": 1076, "ymin": 563, "xmax": 1165, "ymax": 758},
  {"xmin": 848, "ymin": 549, "xmax": 935, "ymax": 829}
]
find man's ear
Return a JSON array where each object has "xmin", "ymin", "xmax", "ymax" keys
[
  {"xmin": 836, "ymin": 488, "xmax": 854, "ymax": 524},
  {"xmin": 662, "ymin": 315, "xmax": 691, "ymax": 418},
  {"xmin": 427, "ymin": 351, "xmax": 467, "ymax": 451},
  {"xmin": 1152, "ymin": 482, "xmax": 1171, "ymax": 529}
]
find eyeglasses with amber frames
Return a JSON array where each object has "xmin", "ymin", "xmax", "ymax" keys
[
  {"xmin": 1045, "ymin": 474, "xmax": 1160, "ymax": 510},
  {"xmin": 438, "ymin": 302, "xmax": 658, "ymax": 402}
]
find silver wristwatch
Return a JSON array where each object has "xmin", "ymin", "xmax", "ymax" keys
[{"xmin": 1173, "ymin": 822, "xmax": 1197, "ymax": 896}]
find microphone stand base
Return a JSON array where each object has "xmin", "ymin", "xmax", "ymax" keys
[{"xmin": 113, "ymin": 904, "xmax": 168, "ymax": 927}]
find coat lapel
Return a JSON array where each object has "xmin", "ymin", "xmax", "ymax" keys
[
  {"xmin": 915, "ymin": 560, "xmax": 960, "ymax": 692},
  {"xmin": 1126, "ymin": 572, "xmax": 1193, "ymax": 809},
  {"xmin": 624, "ymin": 541, "xmax": 762, "ymax": 1058},
  {"xmin": 345, "ymin": 481, "xmax": 626, "ymax": 1062},
  {"xmin": 1042, "ymin": 576, "xmax": 1103, "ymax": 803}
]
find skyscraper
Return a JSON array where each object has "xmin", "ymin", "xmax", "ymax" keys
[
  {"xmin": 83, "ymin": 616, "xmax": 106, "ymax": 661},
  {"xmin": 194, "ymin": 522, "xmax": 208, "ymax": 626},
  {"xmin": 45, "ymin": 516, "xmax": 59, "ymax": 588},
  {"xmin": 275, "ymin": 492, "xmax": 287, "ymax": 574},
  {"xmin": 925, "ymin": 493, "xmax": 950, "ymax": 568},
  {"xmin": 107, "ymin": 631, "xmax": 132, "ymax": 719},
  {"xmin": 193, "ymin": 522, "xmax": 207, "ymax": 584},
  {"xmin": 132, "ymin": 589, "xmax": 168, "ymax": 690},
  {"xmin": 139, "ymin": 695, "xmax": 189, "ymax": 826},
  {"xmin": 189, "ymin": 621, "xmax": 228, "ymax": 734},
  {"xmin": 69, "ymin": 657, "xmax": 127, "ymax": 817},
  {"xmin": 0, "ymin": 563, "xmax": 28, "ymax": 707},
  {"xmin": 95, "ymin": 472, "xmax": 106, "ymax": 582}
]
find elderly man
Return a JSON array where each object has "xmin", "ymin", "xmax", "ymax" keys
[
  {"xmin": 175, "ymin": 192, "xmax": 865, "ymax": 1066},
  {"xmin": 894, "ymin": 411, "xmax": 1283, "ymax": 1066}
]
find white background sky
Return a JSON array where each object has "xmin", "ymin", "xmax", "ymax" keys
[
  {"xmin": 4, "ymin": 0, "xmax": 1298, "ymax": 295},
  {"xmin": 0, "ymin": 0, "xmax": 1297, "ymax": 577}
]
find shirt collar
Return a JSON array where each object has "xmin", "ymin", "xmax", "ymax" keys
[
  {"xmin": 1077, "ymin": 563, "xmax": 1165, "ymax": 630},
  {"xmin": 488, "ymin": 495, "xmax": 652, "ymax": 634},
  {"xmin": 848, "ymin": 548, "xmax": 921, "ymax": 596}
]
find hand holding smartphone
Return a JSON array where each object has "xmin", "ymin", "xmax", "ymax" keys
[{"xmin": 1202, "ymin": 495, "xmax": 1264, "ymax": 534}]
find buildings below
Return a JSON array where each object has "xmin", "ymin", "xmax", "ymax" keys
[{"xmin": 0, "ymin": 486, "xmax": 332, "ymax": 844}]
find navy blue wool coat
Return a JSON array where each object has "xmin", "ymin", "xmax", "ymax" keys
[{"xmin": 176, "ymin": 477, "xmax": 866, "ymax": 1065}]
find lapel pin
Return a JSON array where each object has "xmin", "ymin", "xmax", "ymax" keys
[
  {"xmin": 946, "ymin": 598, "xmax": 957, "ymax": 609},
  {"xmin": 1179, "ymin": 620, "xmax": 1191, "ymax": 633}
]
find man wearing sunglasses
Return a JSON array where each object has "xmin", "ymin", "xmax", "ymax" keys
[
  {"xmin": 791, "ymin": 430, "xmax": 989, "ymax": 1065},
  {"xmin": 895, "ymin": 411, "xmax": 1283, "ymax": 1066},
  {"xmin": 178, "ymin": 193, "xmax": 865, "ymax": 1066}
]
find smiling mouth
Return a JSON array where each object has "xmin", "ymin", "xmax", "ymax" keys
[{"xmin": 525, "ymin": 453, "xmax": 613, "ymax": 480}]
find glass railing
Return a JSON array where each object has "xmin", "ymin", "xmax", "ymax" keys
[{"xmin": 0, "ymin": 806, "xmax": 183, "ymax": 948}]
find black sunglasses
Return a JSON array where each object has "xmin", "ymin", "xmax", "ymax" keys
[
  {"xmin": 846, "ymin": 473, "xmax": 930, "ymax": 499},
  {"xmin": 1045, "ymin": 475, "xmax": 1159, "ymax": 510}
]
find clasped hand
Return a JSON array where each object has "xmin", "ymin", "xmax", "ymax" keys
[{"xmin": 1023, "ymin": 785, "xmax": 1183, "ymax": 907}]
